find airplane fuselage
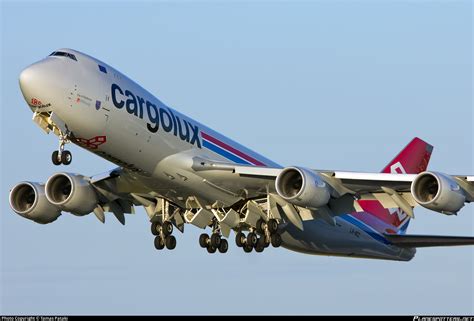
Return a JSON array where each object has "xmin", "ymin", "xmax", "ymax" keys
[{"xmin": 18, "ymin": 49, "xmax": 416, "ymax": 261}]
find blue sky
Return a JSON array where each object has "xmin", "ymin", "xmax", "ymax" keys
[{"xmin": 1, "ymin": 0, "xmax": 472, "ymax": 315}]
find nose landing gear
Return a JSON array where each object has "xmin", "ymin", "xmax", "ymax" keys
[{"xmin": 52, "ymin": 131, "xmax": 72, "ymax": 165}]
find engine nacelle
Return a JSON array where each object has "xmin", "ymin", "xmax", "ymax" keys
[
  {"xmin": 45, "ymin": 173, "xmax": 98, "ymax": 216},
  {"xmin": 9, "ymin": 182, "xmax": 61, "ymax": 224},
  {"xmin": 275, "ymin": 166, "xmax": 331, "ymax": 209},
  {"xmin": 411, "ymin": 171, "xmax": 466, "ymax": 215}
]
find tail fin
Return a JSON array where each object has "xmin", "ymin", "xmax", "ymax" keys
[
  {"xmin": 381, "ymin": 137, "xmax": 433, "ymax": 174},
  {"xmin": 355, "ymin": 138, "xmax": 434, "ymax": 234}
]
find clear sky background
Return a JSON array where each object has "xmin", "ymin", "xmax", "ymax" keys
[{"xmin": 1, "ymin": 0, "xmax": 472, "ymax": 315}]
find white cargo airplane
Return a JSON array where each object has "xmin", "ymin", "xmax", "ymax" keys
[{"xmin": 10, "ymin": 49, "xmax": 474, "ymax": 260}]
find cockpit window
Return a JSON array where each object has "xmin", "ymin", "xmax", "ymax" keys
[{"xmin": 49, "ymin": 51, "xmax": 77, "ymax": 61}]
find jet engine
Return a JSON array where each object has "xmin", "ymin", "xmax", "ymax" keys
[
  {"xmin": 275, "ymin": 166, "xmax": 331, "ymax": 209},
  {"xmin": 9, "ymin": 182, "xmax": 61, "ymax": 224},
  {"xmin": 411, "ymin": 171, "xmax": 466, "ymax": 215},
  {"xmin": 45, "ymin": 173, "xmax": 98, "ymax": 216}
]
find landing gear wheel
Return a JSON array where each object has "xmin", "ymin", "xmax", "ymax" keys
[
  {"xmin": 151, "ymin": 222, "xmax": 160, "ymax": 236},
  {"xmin": 199, "ymin": 233, "xmax": 209, "ymax": 248},
  {"xmin": 271, "ymin": 233, "xmax": 282, "ymax": 248},
  {"xmin": 154, "ymin": 236, "xmax": 165, "ymax": 250},
  {"xmin": 218, "ymin": 239, "xmax": 229, "ymax": 253},
  {"xmin": 210, "ymin": 233, "xmax": 221, "ymax": 248},
  {"xmin": 268, "ymin": 219, "xmax": 279, "ymax": 234},
  {"xmin": 256, "ymin": 219, "xmax": 266, "ymax": 234},
  {"xmin": 247, "ymin": 232, "xmax": 258, "ymax": 247},
  {"xmin": 243, "ymin": 245, "xmax": 253, "ymax": 253},
  {"xmin": 235, "ymin": 232, "xmax": 246, "ymax": 247},
  {"xmin": 52, "ymin": 151, "xmax": 61, "ymax": 166},
  {"xmin": 207, "ymin": 246, "xmax": 217, "ymax": 254},
  {"xmin": 61, "ymin": 151, "xmax": 72, "ymax": 165},
  {"xmin": 165, "ymin": 235, "xmax": 176, "ymax": 250},
  {"xmin": 257, "ymin": 236, "xmax": 267, "ymax": 249},
  {"xmin": 264, "ymin": 237, "xmax": 270, "ymax": 248},
  {"xmin": 255, "ymin": 245, "xmax": 264, "ymax": 253},
  {"xmin": 162, "ymin": 221, "xmax": 173, "ymax": 236}
]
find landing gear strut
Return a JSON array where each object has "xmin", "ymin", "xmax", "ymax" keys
[{"xmin": 52, "ymin": 130, "xmax": 72, "ymax": 165}]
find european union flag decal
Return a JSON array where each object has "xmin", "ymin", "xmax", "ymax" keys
[
  {"xmin": 98, "ymin": 65, "xmax": 107, "ymax": 73},
  {"xmin": 95, "ymin": 100, "xmax": 101, "ymax": 110}
]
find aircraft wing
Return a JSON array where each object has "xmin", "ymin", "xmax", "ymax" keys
[
  {"xmin": 229, "ymin": 163, "xmax": 473, "ymax": 194},
  {"xmin": 77, "ymin": 153, "xmax": 474, "ymax": 230},
  {"xmin": 61, "ymin": 154, "xmax": 473, "ymax": 231},
  {"xmin": 192, "ymin": 156, "xmax": 474, "ymax": 220}
]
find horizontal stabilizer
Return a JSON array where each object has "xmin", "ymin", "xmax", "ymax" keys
[{"xmin": 385, "ymin": 234, "xmax": 474, "ymax": 248}]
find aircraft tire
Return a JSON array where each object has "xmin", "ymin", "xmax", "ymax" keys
[
  {"xmin": 165, "ymin": 235, "xmax": 176, "ymax": 250},
  {"xmin": 247, "ymin": 232, "xmax": 257, "ymax": 247},
  {"xmin": 256, "ymin": 219, "xmax": 265, "ymax": 234},
  {"xmin": 154, "ymin": 236, "xmax": 165, "ymax": 250},
  {"xmin": 271, "ymin": 233, "xmax": 282, "ymax": 248},
  {"xmin": 243, "ymin": 245, "xmax": 253, "ymax": 253},
  {"xmin": 218, "ymin": 239, "xmax": 229, "ymax": 253},
  {"xmin": 162, "ymin": 221, "xmax": 173, "ymax": 236},
  {"xmin": 151, "ymin": 222, "xmax": 160, "ymax": 236},
  {"xmin": 210, "ymin": 233, "xmax": 221, "ymax": 248},
  {"xmin": 268, "ymin": 219, "xmax": 278, "ymax": 234},
  {"xmin": 199, "ymin": 233, "xmax": 209, "ymax": 248},
  {"xmin": 235, "ymin": 232, "xmax": 246, "ymax": 247},
  {"xmin": 61, "ymin": 151, "xmax": 72, "ymax": 165},
  {"xmin": 52, "ymin": 151, "xmax": 61, "ymax": 165}
]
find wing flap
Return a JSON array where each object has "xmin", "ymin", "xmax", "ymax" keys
[{"xmin": 385, "ymin": 234, "xmax": 474, "ymax": 248}]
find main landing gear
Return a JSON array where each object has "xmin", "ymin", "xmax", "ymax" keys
[
  {"xmin": 198, "ymin": 220, "xmax": 229, "ymax": 254},
  {"xmin": 235, "ymin": 219, "xmax": 282, "ymax": 253},
  {"xmin": 52, "ymin": 131, "xmax": 72, "ymax": 166},
  {"xmin": 151, "ymin": 221, "xmax": 177, "ymax": 251},
  {"xmin": 199, "ymin": 232, "xmax": 229, "ymax": 254}
]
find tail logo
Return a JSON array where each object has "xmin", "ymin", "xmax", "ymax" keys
[
  {"xmin": 388, "ymin": 207, "xmax": 408, "ymax": 222},
  {"xmin": 390, "ymin": 162, "xmax": 407, "ymax": 174}
]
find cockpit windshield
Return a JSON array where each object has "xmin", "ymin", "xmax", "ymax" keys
[{"xmin": 49, "ymin": 51, "xmax": 77, "ymax": 61}]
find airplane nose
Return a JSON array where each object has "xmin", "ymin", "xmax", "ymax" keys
[
  {"xmin": 19, "ymin": 64, "xmax": 41, "ymax": 107},
  {"xmin": 19, "ymin": 60, "xmax": 59, "ymax": 110},
  {"xmin": 19, "ymin": 65, "xmax": 33, "ymax": 87}
]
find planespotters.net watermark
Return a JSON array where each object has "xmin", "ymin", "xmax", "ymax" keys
[
  {"xmin": 414, "ymin": 317, "xmax": 474, "ymax": 321},
  {"xmin": 2, "ymin": 317, "xmax": 67, "ymax": 321}
]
